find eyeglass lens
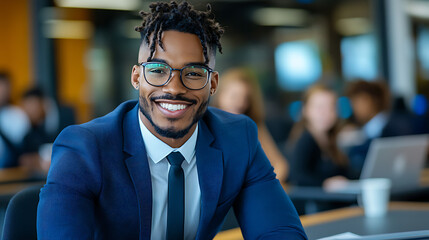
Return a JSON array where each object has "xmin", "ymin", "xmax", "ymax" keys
[{"xmin": 143, "ymin": 63, "xmax": 209, "ymax": 90}]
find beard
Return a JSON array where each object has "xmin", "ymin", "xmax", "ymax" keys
[{"xmin": 139, "ymin": 94, "xmax": 209, "ymax": 139}]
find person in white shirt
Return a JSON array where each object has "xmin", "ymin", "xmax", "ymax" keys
[{"xmin": 0, "ymin": 72, "xmax": 30, "ymax": 168}]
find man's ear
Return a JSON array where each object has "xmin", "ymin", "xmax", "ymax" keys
[
  {"xmin": 210, "ymin": 71, "xmax": 219, "ymax": 95},
  {"xmin": 131, "ymin": 65, "xmax": 141, "ymax": 90}
]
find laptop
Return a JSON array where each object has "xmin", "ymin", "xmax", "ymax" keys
[{"xmin": 331, "ymin": 134, "xmax": 429, "ymax": 194}]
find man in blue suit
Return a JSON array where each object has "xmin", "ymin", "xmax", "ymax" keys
[{"xmin": 37, "ymin": 2, "xmax": 307, "ymax": 239}]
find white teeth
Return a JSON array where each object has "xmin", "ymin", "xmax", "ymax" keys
[{"xmin": 159, "ymin": 103, "xmax": 188, "ymax": 111}]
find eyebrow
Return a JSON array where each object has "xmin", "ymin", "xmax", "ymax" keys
[
  {"xmin": 149, "ymin": 58, "xmax": 209, "ymax": 68},
  {"xmin": 149, "ymin": 58, "xmax": 168, "ymax": 64}
]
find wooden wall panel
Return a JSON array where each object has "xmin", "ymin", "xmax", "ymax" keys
[
  {"xmin": 0, "ymin": 0, "xmax": 32, "ymax": 104},
  {"xmin": 52, "ymin": 8, "xmax": 92, "ymax": 123}
]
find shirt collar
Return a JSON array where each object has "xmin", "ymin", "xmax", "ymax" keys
[
  {"xmin": 138, "ymin": 112, "xmax": 198, "ymax": 164},
  {"xmin": 363, "ymin": 112, "xmax": 388, "ymax": 139}
]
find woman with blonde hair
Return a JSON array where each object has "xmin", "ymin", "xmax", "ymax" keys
[
  {"xmin": 213, "ymin": 67, "xmax": 288, "ymax": 182},
  {"xmin": 287, "ymin": 84, "xmax": 353, "ymax": 189}
]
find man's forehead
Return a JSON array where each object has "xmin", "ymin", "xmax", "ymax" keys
[
  {"xmin": 142, "ymin": 31, "xmax": 202, "ymax": 48},
  {"xmin": 138, "ymin": 30, "xmax": 216, "ymax": 67}
]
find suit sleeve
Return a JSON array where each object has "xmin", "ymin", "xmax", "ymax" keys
[
  {"xmin": 37, "ymin": 125, "xmax": 102, "ymax": 240},
  {"xmin": 233, "ymin": 119, "xmax": 307, "ymax": 240}
]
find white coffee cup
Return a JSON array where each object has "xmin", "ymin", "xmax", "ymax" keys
[{"xmin": 360, "ymin": 178, "xmax": 391, "ymax": 218}]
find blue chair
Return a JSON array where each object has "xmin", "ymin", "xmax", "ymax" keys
[{"xmin": 2, "ymin": 185, "xmax": 43, "ymax": 240}]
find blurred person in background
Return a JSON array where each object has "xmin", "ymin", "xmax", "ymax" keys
[
  {"xmin": 343, "ymin": 80, "xmax": 419, "ymax": 173},
  {"xmin": 286, "ymin": 85, "xmax": 357, "ymax": 214},
  {"xmin": 19, "ymin": 87, "xmax": 76, "ymax": 173},
  {"xmin": 0, "ymin": 71, "xmax": 30, "ymax": 168},
  {"xmin": 287, "ymin": 85, "xmax": 355, "ymax": 188},
  {"xmin": 19, "ymin": 88, "xmax": 52, "ymax": 172},
  {"xmin": 43, "ymin": 97, "xmax": 76, "ymax": 142},
  {"xmin": 213, "ymin": 67, "xmax": 289, "ymax": 182}
]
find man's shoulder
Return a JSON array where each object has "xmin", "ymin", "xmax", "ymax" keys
[
  {"xmin": 202, "ymin": 107, "xmax": 258, "ymax": 146},
  {"xmin": 60, "ymin": 100, "xmax": 137, "ymax": 139},
  {"xmin": 204, "ymin": 107, "xmax": 255, "ymax": 129}
]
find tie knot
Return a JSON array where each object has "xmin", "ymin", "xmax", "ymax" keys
[{"xmin": 167, "ymin": 152, "xmax": 185, "ymax": 167}]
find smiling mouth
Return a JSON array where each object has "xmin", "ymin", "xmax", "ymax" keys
[
  {"xmin": 153, "ymin": 99, "xmax": 194, "ymax": 118},
  {"xmin": 151, "ymin": 94, "xmax": 197, "ymax": 117},
  {"xmin": 159, "ymin": 102, "xmax": 189, "ymax": 111}
]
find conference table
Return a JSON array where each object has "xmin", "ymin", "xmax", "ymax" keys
[
  {"xmin": 215, "ymin": 169, "xmax": 429, "ymax": 239},
  {"xmin": 214, "ymin": 202, "xmax": 429, "ymax": 240}
]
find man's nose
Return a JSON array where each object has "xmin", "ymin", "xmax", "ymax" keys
[{"xmin": 162, "ymin": 70, "xmax": 187, "ymax": 95}]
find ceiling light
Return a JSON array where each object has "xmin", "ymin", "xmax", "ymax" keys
[
  {"xmin": 55, "ymin": 0, "xmax": 140, "ymax": 11},
  {"xmin": 336, "ymin": 18, "xmax": 371, "ymax": 36},
  {"xmin": 44, "ymin": 20, "xmax": 93, "ymax": 39},
  {"xmin": 252, "ymin": 8, "xmax": 308, "ymax": 27}
]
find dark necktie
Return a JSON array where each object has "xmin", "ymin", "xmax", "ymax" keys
[{"xmin": 166, "ymin": 152, "xmax": 185, "ymax": 240}]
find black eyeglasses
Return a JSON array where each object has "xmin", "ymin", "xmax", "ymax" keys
[{"xmin": 139, "ymin": 62, "xmax": 213, "ymax": 90}]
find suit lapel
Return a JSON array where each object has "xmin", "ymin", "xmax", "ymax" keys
[
  {"xmin": 195, "ymin": 120, "xmax": 224, "ymax": 239},
  {"xmin": 121, "ymin": 105, "xmax": 224, "ymax": 239},
  {"xmin": 123, "ymin": 105, "xmax": 152, "ymax": 240}
]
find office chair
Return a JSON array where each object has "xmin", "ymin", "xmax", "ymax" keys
[{"xmin": 1, "ymin": 184, "xmax": 43, "ymax": 240}]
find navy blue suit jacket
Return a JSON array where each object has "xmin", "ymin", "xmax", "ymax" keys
[{"xmin": 37, "ymin": 101, "xmax": 307, "ymax": 240}]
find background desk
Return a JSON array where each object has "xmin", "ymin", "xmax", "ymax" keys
[
  {"xmin": 0, "ymin": 167, "xmax": 46, "ymax": 184},
  {"xmin": 303, "ymin": 202, "xmax": 429, "ymax": 239},
  {"xmin": 287, "ymin": 168, "xmax": 429, "ymax": 214},
  {"xmin": 214, "ymin": 202, "xmax": 429, "ymax": 240}
]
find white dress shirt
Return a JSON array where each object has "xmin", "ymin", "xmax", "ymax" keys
[
  {"xmin": 0, "ymin": 106, "xmax": 30, "ymax": 144},
  {"xmin": 138, "ymin": 113, "xmax": 201, "ymax": 240},
  {"xmin": 0, "ymin": 106, "xmax": 30, "ymax": 167},
  {"xmin": 363, "ymin": 112, "xmax": 388, "ymax": 139}
]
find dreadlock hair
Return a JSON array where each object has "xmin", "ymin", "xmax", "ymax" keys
[{"xmin": 135, "ymin": 1, "xmax": 224, "ymax": 64}]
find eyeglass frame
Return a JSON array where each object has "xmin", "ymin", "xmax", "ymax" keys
[{"xmin": 139, "ymin": 62, "xmax": 214, "ymax": 90}]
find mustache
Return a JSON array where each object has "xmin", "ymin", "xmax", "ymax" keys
[{"xmin": 150, "ymin": 94, "xmax": 197, "ymax": 104}]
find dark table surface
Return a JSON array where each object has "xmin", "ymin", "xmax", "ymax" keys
[
  {"xmin": 215, "ymin": 202, "xmax": 429, "ymax": 240},
  {"xmin": 305, "ymin": 209, "xmax": 429, "ymax": 239}
]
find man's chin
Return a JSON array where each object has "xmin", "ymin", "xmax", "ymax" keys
[{"xmin": 153, "ymin": 124, "xmax": 195, "ymax": 139}]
